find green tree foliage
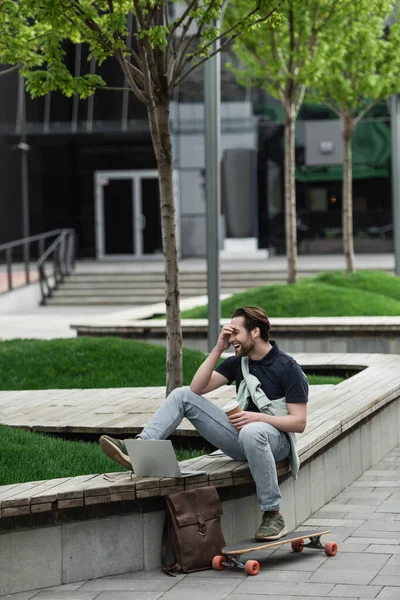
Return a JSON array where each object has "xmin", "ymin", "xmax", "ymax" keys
[
  {"xmin": 310, "ymin": 0, "xmax": 400, "ymax": 272},
  {"xmin": 0, "ymin": 0, "xmax": 278, "ymax": 393},
  {"xmin": 226, "ymin": 0, "xmax": 341, "ymax": 283}
]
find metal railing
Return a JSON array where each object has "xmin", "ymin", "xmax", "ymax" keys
[{"xmin": 0, "ymin": 229, "xmax": 76, "ymax": 304}]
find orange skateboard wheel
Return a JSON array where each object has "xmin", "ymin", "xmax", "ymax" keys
[
  {"xmin": 291, "ymin": 539, "xmax": 305, "ymax": 552},
  {"xmin": 244, "ymin": 560, "xmax": 260, "ymax": 575},
  {"xmin": 212, "ymin": 555, "xmax": 226, "ymax": 570},
  {"xmin": 324, "ymin": 541, "xmax": 338, "ymax": 556}
]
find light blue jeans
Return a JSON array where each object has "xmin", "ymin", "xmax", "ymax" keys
[{"xmin": 140, "ymin": 387, "xmax": 291, "ymax": 512}]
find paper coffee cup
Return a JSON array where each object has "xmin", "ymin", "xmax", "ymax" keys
[{"xmin": 222, "ymin": 400, "xmax": 241, "ymax": 417}]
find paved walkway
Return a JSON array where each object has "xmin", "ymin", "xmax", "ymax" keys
[
  {"xmin": 3, "ymin": 444, "xmax": 400, "ymax": 600},
  {"xmin": 0, "ymin": 253, "xmax": 397, "ymax": 340}
]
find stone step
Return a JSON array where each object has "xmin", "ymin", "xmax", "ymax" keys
[
  {"xmin": 59, "ymin": 283, "xmax": 273, "ymax": 291},
  {"xmin": 46, "ymin": 269, "xmax": 318, "ymax": 305},
  {"xmin": 46, "ymin": 296, "xmax": 159, "ymax": 305},
  {"xmin": 67, "ymin": 272, "xmax": 291, "ymax": 282}
]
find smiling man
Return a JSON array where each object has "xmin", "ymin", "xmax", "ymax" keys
[{"xmin": 99, "ymin": 306, "xmax": 308, "ymax": 541}]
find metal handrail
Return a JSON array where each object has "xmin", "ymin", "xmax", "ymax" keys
[
  {"xmin": 1, "ymin": 228, "xmax": 76, "ymax": 304},
  {"xmin": 0, "ymin": 229, "xmax": 67, "ymax": 252}
]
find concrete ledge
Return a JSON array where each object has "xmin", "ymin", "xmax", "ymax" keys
[
  {"xmin": 70, "ymin": 317, "xmax": 400, "ymax": 354},
  {"xmin": 1, "ymin": 352, "xmax": 400, "ymax": 594}
]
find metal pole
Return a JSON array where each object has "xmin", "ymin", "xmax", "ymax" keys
[
  {"xmin": 16, "ymin": 76, "xmax": 30, "ymax": 283},
  {"xmin": 390, "ymin": 94, "xmax": 400, "ymax": 276},
  {"xmin": 205, "ymin": 25, "xmax": 221, "ymax": 352}
]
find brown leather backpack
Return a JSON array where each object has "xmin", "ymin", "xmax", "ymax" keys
[{"xmin": 161, "ymin": 486, "xmax": 226, "ymax": 574}]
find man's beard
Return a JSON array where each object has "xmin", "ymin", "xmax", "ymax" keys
[{"xmin": 235, "ymin": 339, "xmax": 255, "ymax": 356}]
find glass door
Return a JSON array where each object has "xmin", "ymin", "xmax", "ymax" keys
[
  {"xmin": 103, "ymin": 178, "xmax": 135, "ymax": 254},
  {"xmin": 95, "ymin": 169, "xmax": 162, "ymax": 258}
]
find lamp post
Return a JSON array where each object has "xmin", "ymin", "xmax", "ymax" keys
[
  {"xmin": 205, "ymin": 27, "xmax": 221, "ymax": 351},
  {"xmin": 390, "ymin": 94, "xmax": 400, "ymax": 276},
  {"xmin": 16, "ymin": 75, "xmax": 30, "ymax": 283}
]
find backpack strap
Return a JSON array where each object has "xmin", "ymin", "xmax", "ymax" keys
[{"xmin": 241, "ymin": 356, "xmax": 249, "ymax": 377}]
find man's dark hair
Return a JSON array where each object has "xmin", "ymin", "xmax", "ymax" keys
[{"xmin": 231, "ymin": 306, "xmax": 270, "ymax": 341}]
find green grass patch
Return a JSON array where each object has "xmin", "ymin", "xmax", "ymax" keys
[
  {"xmin": 0, "ymin": 425, "xmax": 206, "ymax": 485},
  {"xmin": 307, "ymin": 375, "xmax": 343, "ymax": 385},
  {"xmin": 180, "ymin": 271, "xmax": 400, "ymax": 319},
  {"xmin": 0, "ymin": 337, "xmax": 341, "ymax": 391},
  {"xmin": 0, "ymin": 337, "xmax": 208, "ymax": 391},
  {"xmin": 314, "ymin": 270, "xmax": 400, "ymax": 302}
]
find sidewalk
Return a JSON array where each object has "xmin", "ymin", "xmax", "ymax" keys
[
  {"xmin": 0, "ymin": 253, "xmax": 397, "ymax": 340},
  {"xmin": 4, "ymin": 444, "xmax": 399, "ymax": 599}
]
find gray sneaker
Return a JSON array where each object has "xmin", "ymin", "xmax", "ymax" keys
[
  {"xmin": 255, "ymin": 512, "xmax": 287, "ymax": 540},
  {"xmin": 99, "ymin": 435, "xmax": 132, "ymax": 470}
]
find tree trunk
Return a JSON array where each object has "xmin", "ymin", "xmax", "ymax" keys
[
  {"xmin": 284, "ymin": 108, "xmax": 298, "ymax": 283},
  {"xmin": 342, "ymin": 114, "xmax": 355, "ymax": 273},
  {"xmin": 147, "ymin": 99, "xmax": 182, "ymax": 394}
]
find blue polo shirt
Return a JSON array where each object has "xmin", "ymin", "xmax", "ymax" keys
[{"xmin": 215, "ymin": 341, "xmax": 308, "ymax": 411}]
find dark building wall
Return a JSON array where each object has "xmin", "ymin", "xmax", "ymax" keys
[
  {"xmin": 0, "ymin": 44, "xmax": 155, "ymax": 255},
  {"xmin": 1, "ymin": 129, "xmax": 156, "ymax": 255}
]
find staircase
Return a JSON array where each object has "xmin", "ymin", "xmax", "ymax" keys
[{"xmin": 45, "ymin": 270, "xmax": 302, "ymax": 306}]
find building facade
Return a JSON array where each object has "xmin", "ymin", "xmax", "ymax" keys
[{"xmin": 0, "ymin": 45, "xmax": 394, "ymax": 259}]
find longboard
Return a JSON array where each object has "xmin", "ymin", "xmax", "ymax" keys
[{"xmin": 212, "ymin": 529, "xmax": 337, "ymax": 576}]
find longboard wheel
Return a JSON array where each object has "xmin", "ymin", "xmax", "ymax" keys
[
  {"xmin": 212, "ymin": 555, "xmax": 226, "ymax": 570},
  {"xmin": 291, "ymin": 539, "xmax": 305, "ymax": 553},
  {"xmin": 324, "ymin": 542, "xmax": 338, "ymax": 556},
  {"xmin": 245, "ymin": 560, "xmax": 260, "ymax": 576}
]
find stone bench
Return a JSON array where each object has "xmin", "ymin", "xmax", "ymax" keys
[{"xmin": 1, "ymin": 352, "xmax": 400, "ymax": 595}]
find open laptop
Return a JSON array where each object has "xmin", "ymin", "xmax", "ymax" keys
[{"xmin": 124, "ymin": 439, "xmax": 205, "ymax": 478}]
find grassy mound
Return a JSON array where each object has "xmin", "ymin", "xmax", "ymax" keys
[
  {"xmin": 0, "ymin": 425, "xmax": 205, "ymax": 485},
  {"xmin": 181, "ymin": 277, "xmax": 400, "ymax": 319},
  {"xmin": 0, "ymin": 337, "xmax": 207, "ymax": 390},
  {"xmin": 315, "ymin": 270, "xmax": 400, "ymax": 302},
  {"xmin": 0, "ymin": 337, "xmax": 341, "ymax": 391}
]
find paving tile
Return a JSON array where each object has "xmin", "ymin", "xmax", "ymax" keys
[
  {"xmin": 356, "ymin": 520, "xmax": 400, "ymax": 532},
  {"xmin": 307, "ymin": 552, "xmax": 388, "ymax": 585},
  {"xmin": 102, "ymin": 570, "xmax": 185, "ymax": 581},
  {"xmin": 319, "ymin": 503, "xmax": 377, "ymax": 514},
  {"xmin": 226, "ymin": 595, "xmax": 294, "ymax": 600},
  {"xmin": 235, "ymin": 581, "xmax": 335, "ymax": 596},
  {"xmin": 309, "ymin": 570, "xmax": 378, "ymax": 585},
  {"xmin": 352, "ymin": 530, "xmax": 400, "ymax": 540},
  {"xmin": 312, "ymin": 510, "xmax": 348, "ymax": 520},
  {"xmin": 376, "ymin": 588, "xmax": 400, "ymax": 598},
  {"xmin": 376, "ymin": 503, "xmax": 400, "ymax": 514},
  {"xmin": 373, "ymin": 577, "xmax": 400, "ymax": 587},
  {"xmin": 158, "ymin": 579, "xmax": 242, "ymax": 600},
  {"xmin": 317, "ymin": 525, "xmax": 363, "ymax": 544},
  {"xmin": 328, "ymin": 584, "xmax": 382, "ymax": 597},
  {"xmin": 351, "ymin": 538, "xmax": 400, "ymax": 546},
  {"xmin": 230, "ymin": 598, "xmax": 353, "ymax": 600},
  {"xmin": 339, "ymin": 490, "xmax": 390, "ymax": 498},
  {"xmin": 345, "ymin": 497, "xmax": 389, "ymax": 506},
  {"xmin": 329, "ymin": 497, "xmax": 350, "ymax": 504},
  {"xmin": 79, "ymin": 579, "xmax": 177, "ymax": 592},
  {"xmin": 30, "ymin": 593, "xmax": 99, "ymax": 600},
  {"xmin": 364, "ymin": 545, "xmax": 400, "ymax": 554},
  {"xmin": 40, "ymin": 583, "xmax": 88, "ymax": 591},
  {"xmin": 0, "ymin": 593, "xmax": 40, "ymax": 600},
  {"xmin": 96, "ymin": 593, "xmax": 164, "ymax": 600},
  {"xmin": 336, "ymin": 539, "xmax": 370, "ymax": 553},
  {"xmin": 232, "ymin": 569, "xmax": 313, "ymax": 583},
  {"xmin": 303, "ymin": 518, "xmax": 365, "ymax": 527},
  {"xmin": 184, "ymin": 569, "xmax": 244, "ymax": 579}
]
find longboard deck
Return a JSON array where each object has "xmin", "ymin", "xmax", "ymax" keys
[{"xmin": 222, "ymin": 529, "xmax": 332, "ymax": 555}]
